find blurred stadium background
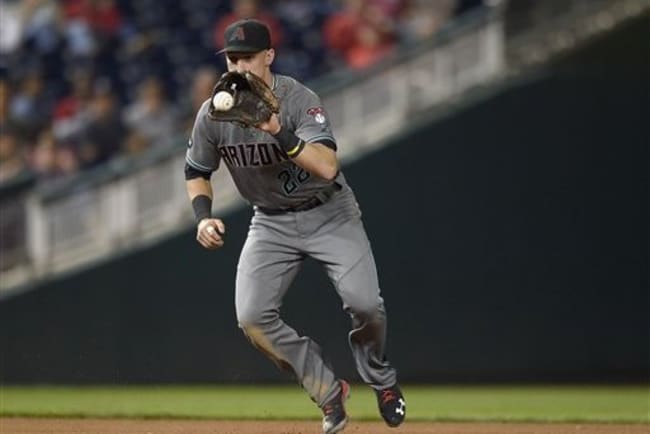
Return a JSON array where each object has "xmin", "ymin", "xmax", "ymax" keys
[{"xmin": 0, "ymin": 0, "xmax": 648, "ymax": 393}]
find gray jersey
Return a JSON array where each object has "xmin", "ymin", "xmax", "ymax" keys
[
  {"xmin": 187, "ymin": 72, "xmax": 400, "ymax": 415},
  {"xmin": 186, "ymin": 74, "xmax": 347, "ymax": 209}
]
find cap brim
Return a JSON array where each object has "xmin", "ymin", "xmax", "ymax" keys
[{"xmin": 217, "ymin": 45, "xmax": 265, "ymax": 54}]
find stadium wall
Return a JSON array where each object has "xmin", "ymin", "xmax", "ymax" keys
[{"xmin": 1, "ymin": 15, "xmax": 647, "ymax": 384}]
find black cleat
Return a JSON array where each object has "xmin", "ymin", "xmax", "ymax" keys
[
  {"xmin": 321, "ymin": 380, "xmax": 350, "ymax": 433},
  {"xmin": 375, "ymin": 384, "xmax": 406, "ymax": 427}
]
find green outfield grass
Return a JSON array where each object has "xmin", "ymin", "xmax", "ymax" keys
[{"xmin": 0, "ymin": 385, "xmax": 648, "ymax": 423}]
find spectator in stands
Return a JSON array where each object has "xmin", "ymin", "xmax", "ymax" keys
[
  {"xmin": 368, "ymin": 0, "xmax": 408, "ymax": 19},
  {"xmin": 269, "ymin": 1, "xmax": 332, "ymax": 78},
  {"xmin": 323, "ymin": 0, "xmax": 397, "ymax": 70},
  {"xmin": 86, "ymin": 0, "xmax": 123, "ymax": 37},
  {"xmin": 77, "ymin": 78, "xmax": 124, "ymax": 168},
  {"xmin": 345, "ymin": 21, "xmax": 395, "ymax": 70},
  {"xmin": 21, "ymin": 0, "xmax": 65, "ymax": 59},
  {"xmin": 0, "ymin": 127, "xmax": 31, "ymax": 184},
  {"xmin": 0, "ymin": 0, "xmax": 25, "ymax": 55},
  {"xmin": 271, "ymin": 0, "xmax": 326, "ymax": 30},
  {"xmin": 181, "ymin": 66, "xmax": 219, "ymax": 134},
  {"xmin": 62, "ymin": 0, "xmax": 122, "ymax": 37},
  {"xmin": 120, "ymin": 129, "xmax": 150, "ymax": 157},
  {"xmin": 8, "ymin": 69, "xmax": 51, "ymax": 141},
  {"xmin": 0, "ymin": 0, "xmax": 474, "ymax": 186},
  {"xmin": 62, "ymin": 0, "xmax": 98, "ymax": 61},
  {"xmin": 62, "ymin": 0, "xmax": 124, "ymax": 76},
  {"xmin": 86, "ymin": 0, "xmax": 124, "ymax": 74},
  {"xmin": 322, "ymin": 0, "xmax": 364, "ymax": 65},
  {"xmin": 123, "ymin": 76, "xmax": 179, "ymax": 148},
  {"xmin": 0, "ymin": 77, "xmax": 10, "ymax": 126},
  {"xmin": 29, "ymin": 126, "xmax": 79, "ymax": 179},
  {"xmin": 214, "ymin": 0, "xmax": 283, "ymax": 51},
  {"xmin": 52, "ymin": 67, "xmax": 95, "ymax": 144},
  {"xmin": 190, "ymin": 67, "xmax": 218, "ymax": 114},
  {"xmin": 28, "ymin": 128, "xmax": 57, "ymax": 178},
  {"xmin": 54, "ymin": 142, "xmax": 79, "ymax": 177},
  {"xmin": 397, "ymin": 0, "xmax": 456, "ymax": 45}
]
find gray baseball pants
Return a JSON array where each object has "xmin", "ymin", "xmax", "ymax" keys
[{"xmin": 235, "ymin": 186, "xmax": 397, "ymax": 407}]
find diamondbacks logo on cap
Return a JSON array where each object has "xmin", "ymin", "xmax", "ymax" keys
[
  {"xmin": 232, "ymin": 26, "xmax": 245, "ymax": 42},
  {"xmin": 221, "ymin": 19, "xmax": 271, "ymax": 53}
]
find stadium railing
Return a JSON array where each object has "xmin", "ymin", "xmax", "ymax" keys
[{"xmin": 1, "ymin": 0, "xmax": 646, "ymax": 295}]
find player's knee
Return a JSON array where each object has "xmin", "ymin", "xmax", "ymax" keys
[
  {"xmin": 347, "ymin": 296, "xmax": 385, "ymax": 321},
  {"xmin": 236, "ymin": 305, "xmax": 277, "ymax": 329}
]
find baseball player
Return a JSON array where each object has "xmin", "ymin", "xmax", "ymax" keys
[{"xmin": 184, "ymin": 19, "xmax": 406, "ymax": 433}]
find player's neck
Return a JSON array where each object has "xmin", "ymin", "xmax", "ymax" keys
[{"xmin": 263, "ymin": 70, "xmax": 274, "ymax": 90}]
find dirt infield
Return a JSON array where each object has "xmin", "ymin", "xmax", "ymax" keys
[{"xmin": 1, "ymin": 418, "xmax": 648, "ymax": 434}]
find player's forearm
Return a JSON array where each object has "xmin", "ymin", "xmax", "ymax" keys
[
  {"xmin": 186, "ymin": 177, "xmax": 213, "ymax": 200},
  {"xmin": 291, "ymin": 142, "xmax": 339, "ymax": 181},
  {"xmin": 266, "ymin": 123, "xmax": 337, "ymax": 180},
  {"xmin": 186, "ymin": 177, "xmax": 214, "ymax": 223}
]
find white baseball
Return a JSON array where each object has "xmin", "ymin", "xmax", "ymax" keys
[{"xmin": 212, "ymin": 91, "xmax": 234, "ymax": 111}]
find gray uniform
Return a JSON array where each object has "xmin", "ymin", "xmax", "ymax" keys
[{"xmin": 186, "ymin": 74, "xmax": 397, "ymax": 406}]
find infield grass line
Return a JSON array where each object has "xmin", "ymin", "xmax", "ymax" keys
[{"xmin": 0, "ymin": 385, "xmax": 648, "ymax": 423}]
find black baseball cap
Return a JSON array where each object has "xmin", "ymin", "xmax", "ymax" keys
[{"xmin": 219, "ymin": 19, "xmax": 271, "ymax": 54}]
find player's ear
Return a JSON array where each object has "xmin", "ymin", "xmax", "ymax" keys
[{"xmin": 265, "ymin": 49, "xmax": 275, "ymax": 67}]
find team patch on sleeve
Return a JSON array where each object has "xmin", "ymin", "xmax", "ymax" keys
[{"xmin": 307, "ymin": 107, "xmax": 327, "ymax": 125}]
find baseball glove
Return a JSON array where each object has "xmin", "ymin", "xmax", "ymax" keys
[{"xmin": 207, "ymin": 71, "xmax": 280, "ymax": 127}]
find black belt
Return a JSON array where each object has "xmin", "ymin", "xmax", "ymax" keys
[{"xmin": 257, "ymin": 183, "xmax": 342, "ymax": 215}]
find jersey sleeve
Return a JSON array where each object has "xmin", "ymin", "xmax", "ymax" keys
[
  {"xmin": 185, "ymin": 100, "xmax": 220, "ymax": 172},
  {"xmin": 292, "ymin": 86, "xmax": 337, "ymax": 151}
]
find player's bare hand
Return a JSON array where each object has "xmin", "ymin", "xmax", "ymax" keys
[
  {"xmin": 197, "ymin": 218, "xmax": 226, "ymax": 250},
  {"xmin": 256, "ymin": 113, "xmax": 281, "ymax": 135}
]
